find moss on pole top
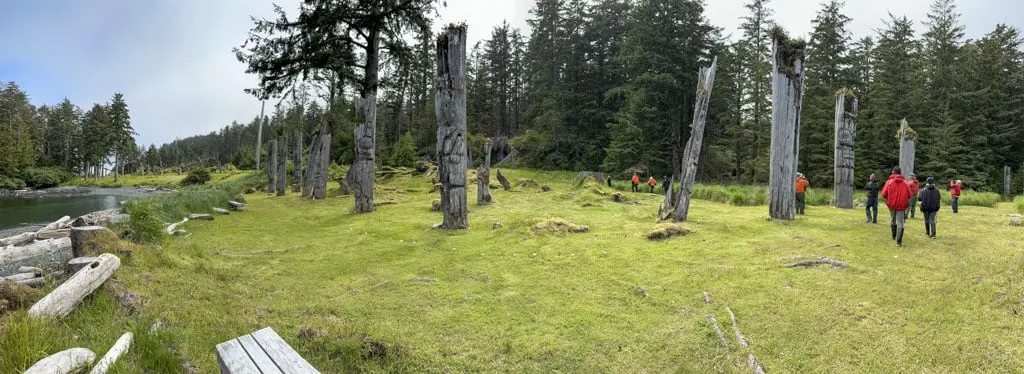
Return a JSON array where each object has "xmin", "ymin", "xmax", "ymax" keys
[
  {"xmin": 769, "ymin": 25, "xmax": 807, "ymax": 77},
  {"xmin": 896, "ymin": 125, "xmax": 918, "ymax": 141}
]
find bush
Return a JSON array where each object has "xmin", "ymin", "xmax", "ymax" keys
[
  {"xmin": 180, "ymin": 168, "xmax": 211, "ymax": 186},
  {"xmin": 19, "ymin": 167, "xmax": 72, "ymax": 188},
  {"xmin": 0, "ymin": 176, "xmax": 26, "ymax": 190},
  {"xmin": 388, "ymin": 132, "xmax": 418, "ymax": 168}
]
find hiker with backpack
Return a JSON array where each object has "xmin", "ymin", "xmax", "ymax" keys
[
  {"xmin": 647, "ymin": 176, "xmax": 657, "ymax": 193},
  {"xmin": 631, "ymin": 173, "xmax": 640, "ymax": 193},
  {"xmin": 881, "ymin": 166, "xmax": 912, "ymax": 247},
  {"xmin": 918, "ymin": 177, "xmax": 941, "ymax": 238},
  {"xmin": 865, "ymin": 173, "xmax": 880, "ymax": 224}
]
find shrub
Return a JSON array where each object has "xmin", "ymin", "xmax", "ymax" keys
[
  {"xmin": 0, "ymin": 176, "xmax": 26, "ymax": 190},
  {"xmin": 19, "ymin": 167, "xmax": 72, "ymax": 188},
  {"xmin": 121, "ymin": 199, "xmax": 166, "ymax": 243},
  {"xmin": 180, "ymin": 168, "xmax": 211, "ymax": 186},
  {"xmin": 388, "ymin": 132, "xmax": 418, "ymax": 168}
]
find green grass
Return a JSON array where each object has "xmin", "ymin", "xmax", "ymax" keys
[
  {"xmin": 1015, "ymin": 195, "xmax": 1024, "ymax": 214},
  {"xmin": 3, "ymin": 169, "xmax": 1024, "ymax": 372},
  {"xmin": 66, "ymin": 171, "xmax": 249, "ymax": 189}
]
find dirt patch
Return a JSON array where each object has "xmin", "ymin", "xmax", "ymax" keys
[
  {"xmin": 105, "ymin": 279, "xmax": 147, "ymax": 317},
  {"xmin": 298, "ymin": 327, "xmax": 325, "ymax": 340},
  {"xmin": 646, "ymin": 223, "xmax": 692, "ymax": 240},
  {"xmin": 361, "ymin": 335, "xmax": 403, "ymax": 362},
  {"xmin": 532, "ymin": 218, "xmax": 589, "ymax": 234}
]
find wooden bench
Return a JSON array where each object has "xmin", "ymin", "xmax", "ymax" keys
[{"xmin": 216, "ymin": 327, "xmax": 319, "ymax": 373}]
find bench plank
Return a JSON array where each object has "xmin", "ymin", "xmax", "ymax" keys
[
  {"xmin": 216, "ymin": 339, "xmax": 261, "ymax": 374},
  {"xmin": 237, "ymin": 334, "xmax": 284, "ymax": 374},
  {"xmin": 251, "ymin": 328, "xmax": 320, "ymax": 373}
]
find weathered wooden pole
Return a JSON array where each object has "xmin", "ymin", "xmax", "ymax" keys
[
  {"xmin": 302, "ymin": 133, "xmax": 320, "ymax": 198},
  {"xmin": 313, "ymin": 132, "xmax": 331, "ymax": 199},
  {"xmin": 276, "ymin": 135, "xmax": 287, "ymax": 196},
  {"xmin": 768, "ymin": 28, "xmax": 807, "ymax": 220},
  {"xmin": 673, "ymin": 57, "xmax": 717, "ymax": 222},
  {"xmin": 833, "ymin": 90, "xmax": 857, "ymax": 209},
  {"xmin": 351, "ymin": 94, "xmax": 377, "ymax": 211},
  {"xmin": 293, "ymin": 130, "xmax": 303, "ymax": 192},
  {"xmin": 1004, "ymin": 166, "xmax": 1012, "ymax": 198},
  {"xmin": 255, "ymin": 100, "xmax": 265, "ymax": 170},
  {"xmin": 267, "ymin": 139, "xmax": 277, "ymax": 193},
  {"xmin": 898, "ymin": 119, "xmax": 916, "ymax": 179},
  {"xmin": 477, "ymin": 139, "xmax": 493, "ymax": 205},
  {"xmin": 435, "ymin": 24, "xmax": 469, "ymax": 229}
]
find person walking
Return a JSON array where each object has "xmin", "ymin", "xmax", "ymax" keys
[
  {"xmin": 918, "ymin": 177, "xmax": 941, "ymax": 238},
  {"xmin": 865, "ymin": 173, "xmax": 880, "ymax": 224},
  {"xmin": 606, "ymin": 175, "xmax": 612, "ymax": 188},
  {"xmin": 631, "ymin": 173, "xmax": 640, "ymax": 193},
  {"xmin": 881, "ymin": 166, "xmax": 912, "ymax": 247},
  {"xmin": 906, "ymin": 173, "xmax": 920, "ymax": 219},
  {"xmin": 795, "ymin": 173, "xmax": 809, "ymax": 215},
  {"xmin": 948, "ymin": 179, "xmax": 962, "ymax": 213},
  {"xmin": 662, "ymin": 176, "xmax": 671, "ymax": 194},
  {"xmin": 647, "ymin": 176, "xmax": 657, "ymax": 193}
]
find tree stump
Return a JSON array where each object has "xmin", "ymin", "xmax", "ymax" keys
[
  {"xmin": 68, "ymin": 257, "xmax": 100, "ymax": 273},
  {"xmin": 833, "ymin": 91, "xmax": 858, "ymax": 209},
  {"xmin": 768, "ymin": 28, "xmax": 806, "ymax": 221},
  {"xmin": 477, "ymin": 139, "xmax": 493, "ymax": 205},
  {"xmin": 276, "ymin": 135, "xmax": 288, "ymax": 196},
  {"xmin": 674, "ymin": 58, "xmax": 717, "ymax": 222},
  {"xmin": 898, "ymin": 119, "xmax": 916, "ymax": 179},
  {"xmin": 435, "ymin": 24, "xmax": 469, "ymax": 229},
  {"xmin": 28, "ymin": 253, "xmax": 121, "ymax": 319},
  {"xmin": 267, "ymin": 139, "xmax": 277, "ymax": 193},
  {"xmin": 71, "ymin": 226, "xmax": 118, "ymax": 257}
]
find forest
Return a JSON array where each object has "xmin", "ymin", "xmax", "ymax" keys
[{"xmin": 2, "ymin": 0, "xmax": 1022, "ymax": 193}]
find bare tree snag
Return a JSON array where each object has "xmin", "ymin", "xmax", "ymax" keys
[
  {"xmin": 29, "ymin": 253, "xmax": 121, "ymax": 319},
  {"xmin": 267, "ymin": 139, "xmax": 277, "ymax": 193},
  {"xmin": 435, "ymin": 24, "xmax": 469, "ymax": 229},
  {"xmin": 496, "ymin": 169, "xmax": 511, "ymax": 191},
  {"xmin": 674, "ymin": 58, "xmax": 717, "ymax": 222},
  {"xmin": 726, "ymin": 306, "xmax": 766, "ymax": 374},
  {"xmin": 23, "ymin": 347, "xmax": 96, "ymax": 374},
  {"xmin": 277, "ymin": 135, "xmax": 288, "ymax": 196},
  {"xmin": 898, "ymin": 119, "xmax": 916, "ymax": 179},
  {"xmin": 833, "ymin": 91, "xmax": 857, "ymax": 208},
  {"xmin": 88, "ymin": 332, "xmax": 133, "ymax": 374},
  {"xmin": 293, "ymin": 130, "xmax": 303, "ymax": 192},
  {"xmin": 785, "ymin": 257, "xmax": 849, "ymax": 269},
  {"xmin": 302, "ymin": 133, "xmax": 320, "ymax": 198},
  {"xmin": 477, "ymin": 139, "xmax": 493, "ymax": 205},
  {"xmin": 71, "ymin": 226, "xmax": 117, "ymax": 257},
  {"xmin": 313, "ymin": 133, "xmax": 331, "ymax": 200},
  {"xmin": 0, "ymin": 238, "xmax": 73, "ymax": 277},
  {"xmin": 768, "ymin": 28, "xmax": 806, "ymax": 221}
]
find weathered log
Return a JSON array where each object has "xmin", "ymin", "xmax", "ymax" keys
[
  {"xmin": 228, "ymin": 201, "xmax": 245, "ymax": 211},
  {"xmin": 29, "ymin": 253, "xmax": 121, "ymax": 319},
  {"xmin": 785, "ymin": 257, "xmax": 849, "ymax": 269},
  {"xmin": 477, "ymin": 139, "xmax": 493, "ymax": 205},
  {"xmin": 165, "ymin": 218, "xmax": 188, "ymax": 236},
  {"xmin": 18, "ymin": 277, "xmax": 45, "ymax": 288},
  {"xmin": 88, "ymin": 332, "xmax": 133, "ymax": 374},
  {"xmin": 212, "ymin": 207, "xmax": 230, "ymax": 215},
  {"xmin": 833, "ymin": 91, "xmax": 857, "ymax": 209},
  {"xmin": 302, "ymin": 133, "xmax": 320, "ymax": 198},
  {"xmin": 898, "ymin": 119, "xmax": 916, "ymax": 180},
  {"xmin": 188, "ymin": 213, "xmax": 214, "ymax": 221},
  {"xmin": 40, "ymin": 216, "xmax": 72, "ymax": 232},
  {"xmin": 277, "ymin": 134, "xmax": 288, "ymax": 196},
  {"xmin": 312, "ymin": 132, "xmax": 331, "ymax": 200},
  {"xmin": 727, "ymin": 306, "xmax": 766, "ymax": 374},
  {"xmin": 18, "ymin": 266, "xmax": 44, "ymax": 275},
  {"xmin": 68, "ymin": 257, "xmax": 100, "ymax": 273},
  {"xmin": 435, "ymin": 24, "xmax": 469, "ymax": 230},
  {"xmin": 496, "ymin": 169, "xmax": 512, "ymax": 191},
  {"xmin": 268, "ymin": 138, "xmax": 277, "ymax": 193},
  {"xmin": 703, "ymin": 291, "xmax": 711, "ymax": 305},
  {"xmin": 674, "ymin": 58, "xmax": 717, "ymax": 222},
  {"xmin": 71, "ymin": 226, "xmax": 118, "ymax": 258},
  {"xmin": 293, "ymin": 130, "xmax": 303, "ymax": 193},
  {"xmin": 5, "ymin": 272, "xmax": 38, "ymax": 282},
  {"xmin": 36, "ymin": 229, "xmax": 71, "ymax": 239},
  {"xmin": 0, "ymin": 231, "xmax": 36, "ymax": 247},
  {"xmin": 23, "ymin": 347, "xmax": 96, "ymax": 374},
  {"xmin": 0, "ymin": 238, "xmax": 73, "ymax": 277},
  {"xmin": 352, "ymin": 87, "xmax": 378, "ymax": 213},
  {"xmin": 705, "ymin": 314, "xmax": 729, "ymax": 354},
  {"xmin": 71, "ymin": 210, "xmax": 126, "ymax": 227},
  {"xmin": 768, "ymin": 29, "xmax": 806, "ymax": 221}
]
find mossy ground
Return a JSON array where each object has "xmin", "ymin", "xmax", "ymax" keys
[{"xmin": 3, "ymin": 169, "xmax": 1024, "ymax": 372}]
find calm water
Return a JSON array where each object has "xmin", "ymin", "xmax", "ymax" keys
[{"xmin": 0, "ymin": 194, "xmax": 122, "ymax": 233}]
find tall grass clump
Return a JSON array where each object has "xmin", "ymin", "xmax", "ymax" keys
[
  {"xmin": 940, "ymin": 191, "xmax": 1000, "ymax": 208},
  {"xmin": 0, "ymin": 312, "xmax": 59, "ymax": 372},
  {"xmin": 1014, "ymin": 196, "xmax": 1024, "ymax": 214}
]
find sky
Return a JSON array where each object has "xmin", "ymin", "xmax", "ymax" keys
[{"xmin": 1, "ymin": 0, "xmax": 1021, "ymax": 148}]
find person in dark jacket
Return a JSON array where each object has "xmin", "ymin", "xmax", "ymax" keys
[
  {"xmin": 918, "ymin": 177, "xmax": 941, "ymax": 238},
  {"xmin": 865, "ymin": 173, "xmax": 880, "ymax": 223},
  {"xmin": 881, "ymin": 166, "xmax": 912, "ymax": 247}
]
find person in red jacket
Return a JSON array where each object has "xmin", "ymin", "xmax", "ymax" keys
[
  {"xmin": 906, "ymin": 173, "xmax": 920, "ymax": 219},
  {"xmin": 881, "ymin": 166, "xmax": 912, "ymax": 247},
  {"xmin": 948, "ymin": 179, "xmax": 962, "ymax": 213}
]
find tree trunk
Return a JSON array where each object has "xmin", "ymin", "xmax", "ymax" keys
[
  {"xmin": 267, "ymin": 139, "xmax": 277, "ymax": 193},
  {"xmin": 435, "ymin": 24, "xmax": 469, "ymax": 229},
  {"xmin": 0, "ymin": 238, "xmax": 73, "ymax": 277},
  {"xmin": 674, "ymin": 58, "xmax": 717, "ymax": 222},
  {"xmin": 477, "ymin": 139, "xmax": 493, "ymax": 205},
  {"xmin": 302, "ymin": 134, "xmax": 320, "ymax": 198},
  {"xmin": 898, "ymin": 119, "xmax": 915, "ymax": 179},
  {"xmin": 352, "ymin": 29, "xmax": 381, "ymax": 213},
  {"xmin": 768, "ymin": 34, "xmax": 806, "ymax": 221},
  {"xmin": 256, "ymin": 100, "xmax": 265, "ymax": 171},
  {"xmin": 28, "ymin": 253, "xmax": 120, "ymax": 319},
  {"xmin": 293, "ymin": 130, "xmax": 303, "ymax": 192},
  {"xmin": 833, "ymin": 92, "xmax": 857, "ymax": 209},
  {"xmin": 23, "ymin": 348, "xmax": 96, "ymax": 374},
  {"xmin": 1004, "ymin": 166, "xmax": 1012, "ymax": 197},
  {"xmin": 113, "ymin": 151, "xmax": 119, "ymax": 183},
  {"xmin": 276, "ymin": 135, "xmax": 287, "ymax": 196}
]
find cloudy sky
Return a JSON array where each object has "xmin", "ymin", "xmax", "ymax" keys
[{"xmin": 1, "ymin": 0, "xmax": 1020, "ymax": 147}]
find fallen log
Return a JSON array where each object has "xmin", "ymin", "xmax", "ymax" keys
[
  {"xmin": 71, "ymin": 226, "xmax": 118, "ymax": 257},
  {"xmin": 786, "ymin": 257, "xmax": 849, "ymax": 269},
  {"xmin": 36, "ymin": 229, "xmax": 71, "ymax": 239},
  {"xmin": 496, "ymin": 170, "xmax": 512, "ymax": 191},
  {"xmin": 228, "ymin": 201, "xmax": 245, "ymax": 211},
  {"xmin": 23, "ymin": 347, "xmax": 96, "ymax": 374},
  {"xmin": 727, "ymin": 306, "xmax": 765, "ymax": 374},
  {"xmin": 705, "ymin": 314, "xmax": 730, "ymax": 355},
  {"xmin": 40, "ymin": 216, "xmax": 72, "ymax": 232},
  {"xmin": 68, "ymin": 257, "xmax": 100, "ymax": 273},
  {"xmin": 0, "ymin": 238, "xmax": 73, "ymax": 277},
  {"xmin": 166, "ymin": 218, "xmax": 189, "ymax": 236},
  {"xmin": 0, "ymin": 231, "xmax": 37, "ymax": 247},
  {"xmin": 88, "ymin": 332, "xmax": 133, "ymax": 374},
  {"xmin": 18, "ymin": 277, "xmax": 44, "ymax": 288},
  {"xmin": 29, "ymin": 253, "xmax": 121, "ymax": 319},
  {"xmin": 72, "ymin": 210, "xmax": 128, "ymax": 227},
  {"xmin": 18, "ymin": 266, "xmax": 44, "ymax": 275},
  {"xmin": 4, "ymin": 272, "xmax": 37, "ymax": 282},
  {"xmin": 703, "ymin": 291, "xmax": 712, "ymax": 305},
  {"xmin": 188, "ymin": 213, "xmax": 214, "ymax": 221},
  {"xmin": 212, "ymin": 207, "xmax": 230, "ymax": 215}
]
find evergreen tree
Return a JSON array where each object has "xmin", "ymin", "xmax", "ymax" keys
[
  {"xmin": 108, "ymin": 93, "xmax": 135, "ymax": 181},
  {"xmin": 733, "ymin": 0, "xmax": 774, "ymax": 183}
]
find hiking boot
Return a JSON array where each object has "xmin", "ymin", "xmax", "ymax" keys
[
  {"xmin": 891, "ymin": 225, "xmax": 897, "ymax": 240},
  {"xmin": 896, "ymin": 229, "xmax": 904, "ymax": 246}
]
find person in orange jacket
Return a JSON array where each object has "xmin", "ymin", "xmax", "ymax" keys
[
  {"xmin": 631, "ymin": 172, "xmax": 640, "ymax": 193},
  {"xmin": 905, "ymin": 173, "xmax": 920, "ymax": 219},
  {"xmin": 881, "ymin": 166, "xmax": 912, "ymax": 247},
  {"xmin": 647, "ymin": 176, "xmax": 657, "ymax": 193},
  {"xmin": 795, "ymin": 173, "xmax": 809, "ymax": 215}
]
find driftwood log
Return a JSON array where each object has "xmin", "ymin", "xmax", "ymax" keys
[
  {"xmin": 29, "ymin": 253, "xmax": 121, "ymax": 319},
  {"xmin": 188, "ymin": 213, "xmax": 214, "ymax": 221},
  {"xmin": 213, "ymin": 207, "xmax": 230, "ymax": 215},
  {"xmin": 68, "ymin": 257, "xmax": 101, "ymax": 273},
  {"xmin": 71, "ymin": 210, "xmax": 127, "ymax": 227},
  {"xmin": 0, "ymin": 231, "xmax": 36, "ymax": 247},
  {"xmin": 165, "ymin": 218, "xmax": 188, "ymax": 236},
  {"xmin": 40, "ymin": 216, "xmax": 72, "ymax": 232},
  {"xmin": 496, "ymin": 169, "xmax": 512, "ymax": 191},
  {"xmin": 435, "ymin": 24, "xmax": 469, "ymax": 230},
  {"xmin": 768, "ymin": 29, "xmax": 806, "ymax": 221},
  {"xmin": 833, "ymin": 91, "xmax": 857, "ymax": 209},
  {"xmin": 674, "ymin": 58, "xmax": 718, "ymax": 222},
  {"xmin": 228, "ymin": 201, "xmax": 245, "ymax": 211},
  {"xmin": 477, "ymin": 139, "xmax": 493, "ymax": 205},
  {"xmin": 88, "ymin": 332, "xmax": 133, "ymax": 374},
  {"xmin": 0, "ymin": 238, "xmax": 73, "ymax": 277},
  {"xmin": 71, "ymin": 226, "xmax": 117, "ymax": 257},
  {"xmin": 36, "ymin": 229, "xmax": 71, "ymax": 239},
  {"xmin": 23, "ymin": 347, "xmax": 96, "ymax": 374},
  {"xmin": 727, "ymin": 306, "xmax": 766, "ymax": 374},
  {"xmin": 705, "ymin": 314, "xmax": 730, "ymax": 354},
  {"xmin": 19, "ymin": 266, "xmax": 44, "ymax": 275}
]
